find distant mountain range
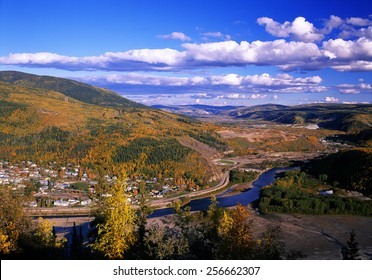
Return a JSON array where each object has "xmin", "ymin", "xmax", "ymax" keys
[
  {"xmin": 153, "ymin": 103, "xmax": 372, "ymax": 145},
  {"xmin": 229, "ymin": 103, "xmax": 372, "ymax": 133},
  {"xmin": 154, "ymin": 103, "xmax": 371, "ymax": 132},
  {"xmin": 152, "ymin": 104, "xmax": 244, "ymax": 116}
]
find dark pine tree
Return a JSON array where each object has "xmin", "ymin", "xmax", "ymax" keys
[{"xmin": 344, "ymin": 230, "xmax": 360, "ymax": 260}]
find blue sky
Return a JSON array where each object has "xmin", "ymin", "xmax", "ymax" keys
[{"xmin": 0, "ymin": 0, "xmax": 371, "ymax": 106}]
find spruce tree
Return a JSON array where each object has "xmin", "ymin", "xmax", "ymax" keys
[{"xmin": 344, "ymin": 230, "xmax": 360, "ymax": 260}]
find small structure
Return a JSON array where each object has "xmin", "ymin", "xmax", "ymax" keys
[{"xmin": 320, "ymin": 190, "xmax": 333, "ymax": 196}]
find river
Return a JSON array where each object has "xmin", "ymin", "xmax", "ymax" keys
[{"xmin": 148, "ymin": 166, "xmax": 297, "ymax": 218}]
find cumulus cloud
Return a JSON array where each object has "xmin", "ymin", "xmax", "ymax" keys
[
  {"xmin": 257, "ymin": 16, "xmax": 324, "ymax": 42},
  {"xmin": 79, "ymin": 72, "xmax": 326, "ymax": 96},
  {"xmin": 336, "ymin": 82, "xmax": 372, "ymax": 94},
  {"xmin": 346, "ymin": 17, "xmax": 372, "ymax": 26},
  {"xmin": 258, "ymin": 15, "xmax": 372, "ymax": 42},
  {"xmin": 339, "ymin": 26, "xmax": 372, "ymax": 39},
  {"xmin": 182, "ymin": 39, "xmax": 324, "ymax": 70},
  {"xmin": 1, "ymin": 15, "xmax": 372, "ymax": 72},
  {"xmin": 157, "ymin": 32, "xmax": 191, "ymax": 41},
  {"xmin": 322, "ymin": 37, "xmax": 372, "ymax": 60},
  {"xmin": 213, "ymin": 93, "xmax": 268, "ymax": 100},
  {"xmin": 322, "ymin": 15, "xmax": 344, "ymax": 34},
  {"xmin": 324, "ymin": 96, "xmax": 339, "ymax": 102}
]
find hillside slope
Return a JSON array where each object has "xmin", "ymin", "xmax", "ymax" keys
[
  {"xmin": 0, "ymin": 71, "xmax": 147, "ymax": 109},
  {"xmin": 0, "ymin": 72, "xmax": 227, "ymax": 184},
  {"xmin": 229, "ymin": 103, "xmax": 371, "ymax": 132}
]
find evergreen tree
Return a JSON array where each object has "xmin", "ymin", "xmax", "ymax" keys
[
  {"xmin": 132, "ymin": 181, "xmax": 152, "ymax": 259},
  {"xmin": 344, "ymin": 230, "xmax": 360, "ymax": 260}
]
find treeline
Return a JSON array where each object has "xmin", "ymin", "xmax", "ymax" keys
[
  {"xmin": 258, "ymin": 171, "xmax": 372, "ymax": 216},
  {"xmin": 0, "ymin": 183, "xmax": 302, "ymax": 260}
]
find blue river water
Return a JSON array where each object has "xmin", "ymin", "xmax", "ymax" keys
[{"xmin": 148, "ymin": 166, "xmax": 297, "ymax": 218}]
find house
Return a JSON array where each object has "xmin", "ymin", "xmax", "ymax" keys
[
  {"xmin": 81, "ymin": 199, "xmax": 92, "ymax": 206},
  {"xmin": 29, "ymin": 201, "xmax": 38, "ymax": 207},
  {"xmin": 54, "ymin": 199, "xmax": 69, "ymax": 207},
  {"xmin": 68, "ymin": 198, "xmax": 79, "ymax": 205}
]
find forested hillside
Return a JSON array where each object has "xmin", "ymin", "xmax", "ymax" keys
[
  {"xmin": 304, "ymin": 149, "xmax": 372, "ymax": 196},
  {"xmin": 0, "ymin": 71, "xmax": 228, "ymax": 185}
]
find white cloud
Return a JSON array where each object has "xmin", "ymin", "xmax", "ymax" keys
[
  {"xmin": 201, "ymin": 31, "xmax": 231, "ymax": 41},
  {"xmin": 83, "ymin": 72, "xmax": 322, "ymax": 88},
  {"xmin": 0, "ymin": 52, "xmax": 79, "ymax": 65},
  {"xmin": 1, "ymin": 18, "xmax": 372, "ymax": 73},
  {"xmin": 157, "ymin": 32, "xmax": 191, "ymax": 41},
  {"xmin": 258, "ymin": 15, "xmax": 372, "ymax": 43},
  {"xmin": 257, "ymin": 16, "xmax": 324, "ymax": 42},
  {"xmin": 182, "ymin": 39, "xmax": 323, "ymax": 70},
  {"xmin": 336, "ymin": 82, "xmax": 372, "ymax": 94},
  {"xmin": 346, "ymin": 17, "xmax": 372, "ymax": 26},
  {"xmin": 79, "ymin": 72, "xmax": 327, "ymax": 97},
  {"xmin": 213, "ymin": 93, "xmax": 268, "ymax": 100},
  {"xmin": 324, "ymin": 96, "xmax": 339, "ymax": 102},
  {"xmin": 338, "ymin": 88, "xmax": 360, "ymax": 94},
  {"xmin": 322, "ymin": 37, "xmax": 372, "ymax": 60},
  {"xmin": 250, "ymin": 94, "xmax": 267, "ymax": 99},
  {"xmin": 203, "ymin": 32, "xmax": 224, "ymax": 38},
  {"xmin": 322, "ymin": 15, "xmax": 344, "ymax": 34},
  {"xmin": 339, "ymin": 26, "xmax": 372, "ymax": 39}
]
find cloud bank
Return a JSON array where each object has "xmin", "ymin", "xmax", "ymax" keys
[
  {"xmin": 79, "ymin": 72, "xmax": 326, "ymax": 96},
  {"xmin": 1, "ymin": 38, "xmax": 371, "ymax": 72},
  {"xmin": 1, "ymin": 15, "xmax": 371, "ymax": 73}
]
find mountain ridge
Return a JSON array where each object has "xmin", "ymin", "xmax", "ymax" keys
[{"xmin": 0, "ymin": 71, "xmax": 147, "ymax": 110}]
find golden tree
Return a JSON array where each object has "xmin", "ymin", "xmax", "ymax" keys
[{"xmin": 90, "ymin": 170, "xmax": 137, "ymax": 259}]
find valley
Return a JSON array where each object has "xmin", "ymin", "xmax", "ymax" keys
[{"xmin": 0, "ymin": 71, "xmax": 371, "ymax": 260}]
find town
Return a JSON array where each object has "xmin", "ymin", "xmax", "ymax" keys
[{"xmin": 0, "ymin": 160, "xmax": 195, "ymax": 209}]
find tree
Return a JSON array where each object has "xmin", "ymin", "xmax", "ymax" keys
[
  {"xmin": 70, "ymin": 222, "xmax": 84, "ymax": 259},
  {"xmin": 0, "ymin": 188, "xmax": 30, "ymax": 256},
  {"xmin": 256, "ymin": 225, "xmax": 285, "ymax": 259},
  {"xmin": 132, "ymin": 181, "xmax": 153, "ymax": 259},
  {"xmin": 216, "ymin": 204, "xmax": 256, "ymax": 259},
  {"xmin": 90, "ymin": 171, "xmax": 137, "ymax": 259},
  {"xmin": 344, "ymin": 230, "xmax": 360, "ymax": 260}
]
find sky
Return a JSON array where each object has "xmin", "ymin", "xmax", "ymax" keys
[{"xmin": 0, "ymin": 0, "xmax": 371, "ymax": 106}]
